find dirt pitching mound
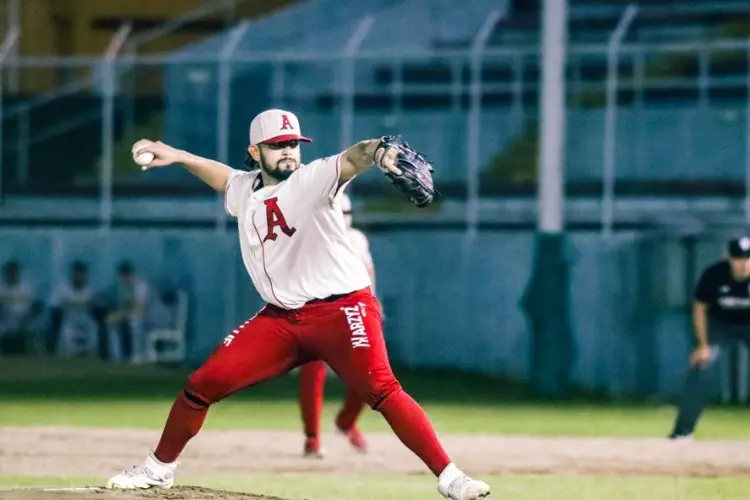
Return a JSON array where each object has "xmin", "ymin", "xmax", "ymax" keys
[{"xmin": 0, "ymin": 486, "xmax": 288, "ymax": 500}]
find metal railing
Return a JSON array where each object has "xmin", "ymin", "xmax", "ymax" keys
[
  {"xmin": 99, "ymin": 24, "xmax": 133, "ymax": 230},
  {"xmin": 466, "ymin": 9, "xmax": 504, "ymax": 241},
  {"xmin": 602, "ymin": 5, "xmax": 639, "ymax": 239},
  {"xmin": 2, "ymin": 25, "xmax": 750, "ymax": 232},
  {"xmin": 4, "ymin": 38, "xmax": 750, "ymax": 97},
  {"xmin": 0, "ymin": 0, "xmax": 248, "ymax": 207},
  {"xmin": 0, "ymin": 26, "xmax": 19, "ymax": 209},
  {"xmin": 124, "ymin": 0, "xmax": 241, "ymax": 50}
]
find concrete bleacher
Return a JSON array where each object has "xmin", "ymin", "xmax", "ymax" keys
[
  {"xmin": 6, "ymin": 0, "xmax": 748, "ymax": 196},
  {"xmin": 138, "ymin": 0, "xmax": 750, "ymax": 194},
  {"xmin": 500, "ymin": 0, "xmax": 750, "ymax": 44},
  {"xmin": 158, "ymin": 0, "xmax": 510, "ymax": 182},
  {"xmin": 158, "ymin": 102, "xmax": 748, "ymax": 186}
]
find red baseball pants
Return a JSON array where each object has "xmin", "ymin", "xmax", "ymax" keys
[
  {"xmin": 299, "ymin": 360, "xmax": 366, "ymax": 438},
  {"xmin": 153, "ymin": 288, "xmax": 451, "ymax": 476}
]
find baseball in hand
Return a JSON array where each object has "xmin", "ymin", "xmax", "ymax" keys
[{"xmin": 134, "ymin": 152, "xmax": 154, "ymax": 168}]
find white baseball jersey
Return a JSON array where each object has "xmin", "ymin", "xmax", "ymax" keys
[
  {"xmin": 49, "ymin": 282, "xmax": 93, "ymax": 312},
  {"xmin": 0, "ymin": 280, "xmax": 34, "ymax": 331},
  {"xmin": 49, "ymin": 281, "xmax": 95, "ymax": 333},
  {"xmin": 347, "ymin": 228, "xmax": 373, "ymax": 270},
  {"xmin": 225, "ymin": 153, "xmax": 371, "ymax": 309}
]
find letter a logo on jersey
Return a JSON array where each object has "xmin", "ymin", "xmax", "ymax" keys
[
  {"xmin": 280, "ymin": 114, "xmax": 294, "ymax": 131},
  {"xmin": 263, "ymin": 197, "xmax": 296, "ymax": 242}
]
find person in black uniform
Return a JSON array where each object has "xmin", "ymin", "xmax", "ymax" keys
[{"xmin": 669, "ymin": 237, "xmax": 750, "ymax": 439}]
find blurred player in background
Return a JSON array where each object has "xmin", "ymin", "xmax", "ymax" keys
[
  {"xmin": 298, "ymin": 192, "xmax": 374, "ymax": 458},
  {"xmin": 49, "ymin": 260, "xmax": 97, "ymax": 356},
  {"xmin": 0, "ymin": 260, "xmax": 37, "ymax": 354},
  {"xmin": 669, "ymin": 237, "xmax": 750, "ymax": 440},
  {"xmin": 106, "ymin": 261, "xmax": 150, "ymax": 364},
  {"xmin": 107, "ymin": 109, "xmax": 490, "ymax": 500}
]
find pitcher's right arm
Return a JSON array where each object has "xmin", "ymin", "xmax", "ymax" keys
[{"xmin": 132, "ymin": 139, "xmax": 233, "ymax": 192}]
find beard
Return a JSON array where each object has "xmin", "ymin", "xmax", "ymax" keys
[{"xmin": 260, "ymin": 156, "xmax": 299, "ymax": 181}]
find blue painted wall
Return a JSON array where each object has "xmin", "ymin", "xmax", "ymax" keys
[{"xmin": 0, "ymin": 227, "xmax": 737, "ymax": 398}]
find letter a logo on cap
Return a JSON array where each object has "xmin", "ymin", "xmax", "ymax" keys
[
  {"xmin": 249, "ymin": 109, "xmax": 312, "ymax": 145},
  {"xmin": 280, "ymin": 114, "xmax": 294, "ymax": 131}
]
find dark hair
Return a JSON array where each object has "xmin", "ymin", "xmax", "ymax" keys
[
  {"xmin": 3, "ymin": 260, "xmax": 19, "ymax": 272},
  {"xmin": 244, "ymin": 150, "xmax": 260, "ymax": 170},
  {"xmin": 71, "ymin": 260, "xmax": 87, "ymax": 272},
  {"xmin": 117, "ymin": 261, "xmax": 134, "ymax": 275},
  {"xmin": 245, "ymin": 146, "xmax": 264, "ymax": 191}
]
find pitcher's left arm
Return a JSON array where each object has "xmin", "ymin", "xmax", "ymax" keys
[{"xmin": 339, "ymin": 136, "xmax": 436, "ymax": 208}]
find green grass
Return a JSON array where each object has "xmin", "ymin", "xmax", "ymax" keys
[
  {"xmin": 3, "ymin": 397, "xmax": 750, "ymax": 439},
  {"xmin": 1, "ymin": 357, "xmax": 749, "ymax": 438},
  {"xmin": 3, "ymin": 475, "xmax": 750, "ymax": 500},
  {"xmin": 3, "ymin": 358, "xmax": 750, "ymax": 499}
]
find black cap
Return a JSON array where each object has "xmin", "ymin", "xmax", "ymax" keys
[{"xmin": 728, "ymin": 237, "xmax": 750, "ymax": 258}]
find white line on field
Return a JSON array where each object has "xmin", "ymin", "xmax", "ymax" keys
[{"xmin": 41, "ymin": 487, "xmax": 104, "ymax": 492}]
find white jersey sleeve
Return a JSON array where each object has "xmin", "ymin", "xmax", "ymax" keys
[
  {"xmin": 294, "ymin": 153, "xmax": 345, "ymax": 204},
  {"xmin": 0, "ymin": 281, "xmax": 33, "ymax": 314},
  {"xmin": 49, "ymin": 282, "xmax": 93, "ymax": 311},
  {"xmin": 225, "ymin": 170, "xmax": 257, "ymax": 217}
]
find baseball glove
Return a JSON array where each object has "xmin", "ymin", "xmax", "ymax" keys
[{"xmin": 374, "ymin": 136, "xmax": 436, "ymax": 208}]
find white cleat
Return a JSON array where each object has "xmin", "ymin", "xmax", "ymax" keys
[
  {"xmin": 437, "ymin": 463, "xmax": 491, "ymax": 500},
  {"xmin": 669, "ymin": 434, "xmax": 695, "ymax": 443},
  {"xmin": 106, "ymin": 453, "xmax": 177, "ymax": 490}
]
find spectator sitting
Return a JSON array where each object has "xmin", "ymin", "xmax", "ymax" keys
[
  {"xmin": 106, "ymin": 261, "xmax": 150, "ymax": 364},
  {"xmin": 0, "ymin": 260, "xmax": 41, "ymax": 354},
  {"xmin": 49, "ymin": 261, "xmax": 97, "ymax": 357}
]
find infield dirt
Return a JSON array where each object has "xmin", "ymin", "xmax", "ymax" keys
[{"xmin": 2, "ymin": 427, "xmax": 749, "ymax": 499}]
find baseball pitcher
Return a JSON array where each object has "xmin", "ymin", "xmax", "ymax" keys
[{"xmin": 106, "ymin": 109, "xmax": 490, "ymax": 500}]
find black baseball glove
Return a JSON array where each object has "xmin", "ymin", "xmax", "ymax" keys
[{"xmin": 374, "ymin": 136, "xmax": 436, "ymax": 208}]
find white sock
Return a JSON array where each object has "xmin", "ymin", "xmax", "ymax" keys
[
  {"xmin": 149, "ymin": 452, "xmax": 176, "ymax": 468},
  {"xmin": 438, "ymin": 463, "xmax": 464, "ymax": 489}
]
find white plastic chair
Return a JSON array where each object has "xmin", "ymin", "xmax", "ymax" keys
[
  {"xmin": 144, "ymin": 291, "xmax": 189, "ymax": 364},
  {"xmin": 57, "ymin": 314, "xmax": 98, "ymax": 357}
]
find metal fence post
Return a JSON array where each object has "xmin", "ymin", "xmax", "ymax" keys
[
  {"xmin": 17, "ymin": 106, "xmax": 28, "ymax": 185},
  {"xmin": 0, "ymin": 28, "xmax": 20, "ymax": 210},
  {"xmin": 465, "ymin": 10, "xmax": 503, "ymax": 241},
  {"xmin": 100, "ymin": 23, "xmax": 132, "ymax": 231},
  {"xmin": 745, "ymin": 38, "xmax": 750, "ymax": 227},
  {"xmin": 601, "ymin": 5, "xmax": 638, "ymax": 239},
  {"xmin": 339, "ymin": 16, "xmax": 375, "ymax": 152},
  {"xmin": 216, "ymin": 21, "xmax": 250, "ymax": 233},
  {"xmin": 122, "ymin": 43, "xmax": 138, "ymax": 148},
  {"xmin": 6, "ymin": 0, "xmax": 20, "ymax": 93}
]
